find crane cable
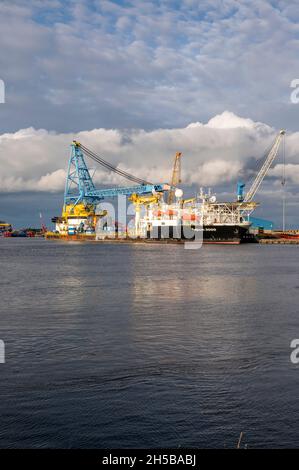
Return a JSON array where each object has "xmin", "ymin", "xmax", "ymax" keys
[{"xmin": 79, "ymin": 144, "xmax": 152, "ymax": 186}]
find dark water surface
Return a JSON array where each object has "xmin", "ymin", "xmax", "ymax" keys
[{"xmin": 0, "ymin": 238, "xmax": 298, "ymax": 448}]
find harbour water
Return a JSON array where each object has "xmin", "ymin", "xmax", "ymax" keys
[{"xmin": 0, "ymin": 238, "xmax": 299, "ymax": 448}]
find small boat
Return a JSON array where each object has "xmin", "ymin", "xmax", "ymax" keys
[
  {"xmin": 11, "ymin": 231, "xmax": 27, "ymax": 237},
  {"xmin": 182, "ymin": 213, "xmax": 198, "ymax": 221},
  {"xmin": 0, "ymin": 221, "xmax": 12, "ymax": 236}
]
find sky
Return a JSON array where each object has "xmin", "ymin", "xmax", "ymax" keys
[{"xmin": 0, "ymin": 0, "xmax": 299, "ymax": 228}]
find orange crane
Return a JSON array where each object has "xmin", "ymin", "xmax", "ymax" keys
[{"xmin": 167, "ymin": 152, "xmax": 182, "ymax": 205}]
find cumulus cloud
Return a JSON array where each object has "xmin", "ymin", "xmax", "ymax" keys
[
  {"xmin": 0, "ymin": 111, "xmax": 296, "ymax": 197},
  {"xmin": 0, "ymin": 0, "xmax": 299, "ymax": 132},
  {"xmin": 270, "ymin": 164, "xmax": 299, "ymax": 184}
]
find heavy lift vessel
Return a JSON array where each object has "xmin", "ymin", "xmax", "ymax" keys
[
  {"xmin": 48, "ymin": 130, "xmax": 285, "ymax": 244},
  {"xmin": 49, "ymin": 141, "xmax": 169, "ymax": 238},
  {"xmin": 127, "ymin": 130, "xmax": 285, "ymax": 244}
]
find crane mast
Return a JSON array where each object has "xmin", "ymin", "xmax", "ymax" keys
[
  {"xmin": 243, "ymin": 130, "xmax": 285, "ymax": 203},
  {"xmin": 167, "ymin": 152, "xmax": 182, "ymax": 205}
]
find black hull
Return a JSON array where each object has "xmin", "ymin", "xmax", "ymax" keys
[{"xmin": 147, "ymin": 225, "xmax": 258, "ymax": 244}]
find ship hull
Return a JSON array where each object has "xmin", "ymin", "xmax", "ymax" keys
[{"xmin": 147, "ymin": 224, "xmax": 258, "ymax": 244}]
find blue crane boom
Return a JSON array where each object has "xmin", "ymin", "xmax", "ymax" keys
[{"xmin": 64, "ymin": 141, "xmax": 169, "ymax": 207}]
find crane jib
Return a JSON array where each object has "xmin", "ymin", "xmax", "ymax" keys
[
  {"xmin": 243, "ymin": 130, "xmax": 285, "ymax": 203},
  {"xmin": 64, "ymin": 142, "xmax": 169, "ymax": 207}
]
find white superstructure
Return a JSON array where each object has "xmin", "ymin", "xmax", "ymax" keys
[{"xmin": 136, "ymin": 188, "xmax": 257, "ymax": 237}]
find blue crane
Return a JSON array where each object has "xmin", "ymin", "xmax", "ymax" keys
[{"xmin": 64, "ymin": 141, "xmax": 169, "ymax": 208}]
